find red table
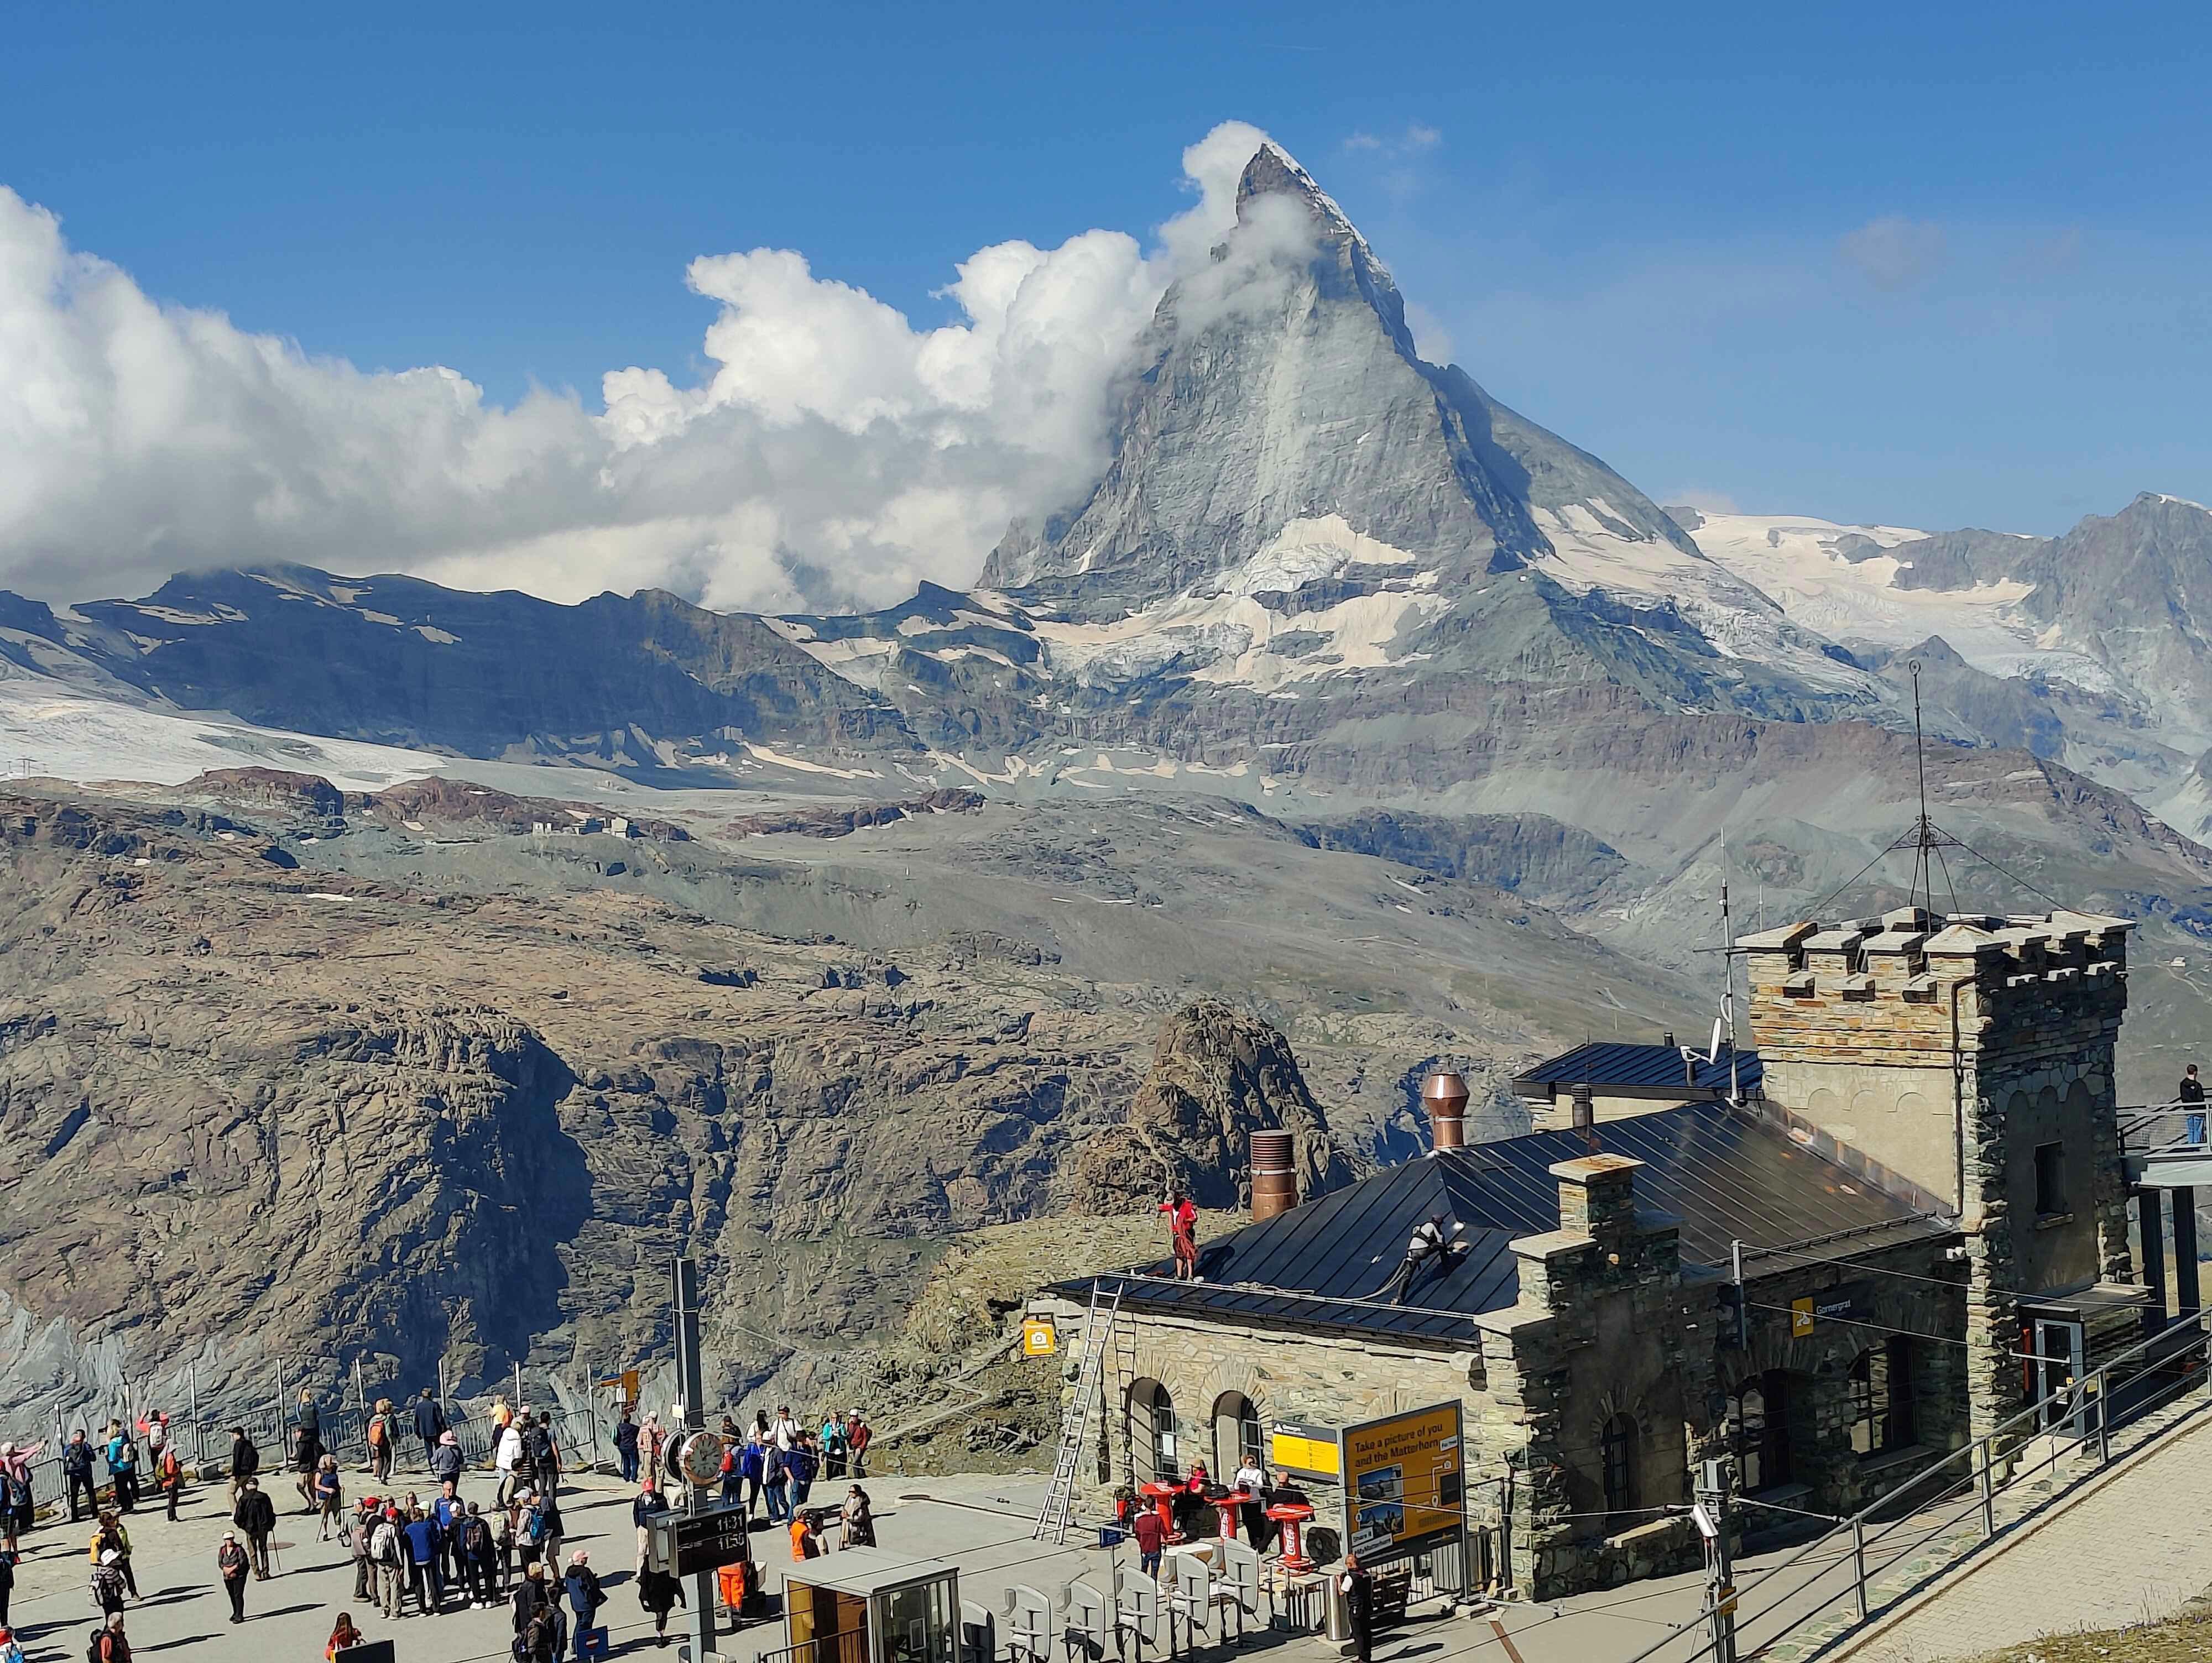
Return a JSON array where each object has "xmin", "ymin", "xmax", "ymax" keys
[
  {"xmin": 1139, "ymin": 1481, "xmax": 1183, "ymax": 1544},
  {"xmin": 1210, "ymin": 1488, "xmax": 1255, "ymax": 1541},
  {"xmin": 1266, "ymin": 1501, "xmax": 1316, "ymax": 1572}
]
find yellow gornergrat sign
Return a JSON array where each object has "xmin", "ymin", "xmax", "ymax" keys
[
  {"xmin": 1791, "ymin": 1296, "xmax": 1815, "ymax": 1338},
  {"xmin": 1021, "ymin": 1316, "xmax": 1058, "ymax": 1356},
  {"xmin": 1341, "ymin": 1401, "xmax": 1465, "ymax": 1565}
]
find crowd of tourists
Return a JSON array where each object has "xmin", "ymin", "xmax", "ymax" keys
[{"xmin": 0, "ymin": 1387, "xmax": 881, "ymax": 1662}]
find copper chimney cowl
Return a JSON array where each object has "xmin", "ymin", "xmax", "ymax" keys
[
  {"xmin": 1250, "ymin": 1129, "xmax": 1297, "ymax": 1220},
  {"xmin": 1422, "ymin": 1071, "xmax": 1470, "ymax": 1153}
]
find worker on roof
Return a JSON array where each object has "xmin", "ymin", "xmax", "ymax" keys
[
  {"xmin": 1159, "ymin": 1191, "xmax": 1199, "ymax": 1282},
  {"xmin": 1384, "ymin": 1213, "xmax": 1467, "ymax": 1304}
]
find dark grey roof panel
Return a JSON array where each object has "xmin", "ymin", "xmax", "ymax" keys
[
  {"xmin": 1051, "ymin": 1101, "xmax": 1947, "ymax": 1343},
  {"xmin": 1514, "ymin": 1041, "xmax": 1763, "ymax": 1097}
]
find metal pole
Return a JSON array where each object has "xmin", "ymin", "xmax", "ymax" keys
[
  {"xmin": 1976, "ymin": 1444, "xmax": 1995, "ymax": 1538},
  {"xmin": 187, "ymin": 1366, "xmax": 201, "ymax": 1469},
  {"xmin": 1850, "ymin": 1517, "xmax": 1868, "ymax": 1622},
  {"xmin": 675, "ymin": 1256, "xmax": 716, "ymax": 1663},
  {"xmin": 1697, "ymin": 1458, "xmax": 1738, "ymax": 1663}
]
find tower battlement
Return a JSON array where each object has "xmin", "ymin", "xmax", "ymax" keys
[{"xmin": 1740, "ymin": 906, "xmax": 2129, "ymax": 1070}]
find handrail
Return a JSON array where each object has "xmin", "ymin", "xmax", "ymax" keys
[{"xmin": 1620, "ymin": 1307, "xmax": 2212, "ymax": 1663}]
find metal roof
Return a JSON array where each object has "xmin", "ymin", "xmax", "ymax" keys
[
  {"xmin": 1054, "ymin": 1101, "xmax": 1945, "ymax": 1344},
  {"xmin": 1512, "ymin": 1040, "xmax": 1762, "ymax": 1097}
]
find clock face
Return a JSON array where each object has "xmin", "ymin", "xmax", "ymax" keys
[{"xmin": 679, "ymin": 1432, "xmax": 728, "ymax": 1488}]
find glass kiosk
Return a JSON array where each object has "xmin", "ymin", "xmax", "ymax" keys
[{"xmin": 784, "ymin": 1547, "xmax": 960, "ymax": 1663}]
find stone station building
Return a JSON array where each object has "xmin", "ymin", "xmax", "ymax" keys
[{"xmin": 1038, "ymin": 906, "xmax": 2178, "ymax": 1598}]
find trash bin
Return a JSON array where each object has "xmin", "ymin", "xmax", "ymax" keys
[{"xmin": 1324, "ymin": 1571, "xmax": 1352, "ymax": 1643}]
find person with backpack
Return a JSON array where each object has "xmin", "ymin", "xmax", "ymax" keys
[
  {"xmin": 87, "ymin": 1512, "xmax": 135, "ymax": 1599},
  {"xmin": 513, "ymin": 1608, "xmax": 560, "ymax": 1663},
  {"xmin": 510, "ymin": 1559, "xmax": 551, "ymax": 1636},
  {"xmin": 349, "ymin": 1497, "xmax": 377, "ymax": 1599},
  {"xmin": 413, "ymin": 1390, "xmax": 448, "ymax": 1470},
  {"xmin": 367, "ymin": 1401, "xmax": 395, "ymax": 1486},
  {"xmin": 102, "ymin": 1424, "xmax": 137, "ymax": 1514},
  {"xmin": 370, "ymin": 1505, "xmax": 406, "ymax": 1619},
  {"xmin": 216, "ymin": 1530, "xmax": 250, "ymax": 1624},
  {"xmin": 88, "ymin": 1611, "xmax": 131, "ymax": 1663},
  {"xmin": 461, "ymin": 1500, "xmax": 499, "ymax": 1607},
  {"xmin": 525, "ymin": 1487, "xmax": 564, "ymax": 1572},
  {"xmin": 0, "ymin": 1622, "xmax": 20, "ymax": 1663},
  {"xmin": 564, "ymin": 1550, "xmax": 604, "ymax": 1657},
  {"xmin": 227, "ymin": 1427, "xmax": 259, "ymax": 1505},
  {"xmin": 153, "ymin": 1438, "xmax": 184, "ymax": 1524},
  {"xmin": 62, "ymin": 1430, "xmax": 96, "ymax": 1523},
  {"xmin": 821, "ymin": 1411, "xmax": 849, "ymax": 1480},
  {"xmin": 528, "ymin": 1414, "xmax": 561, "ymax": 1497},
  {"xmin": 718, "ymin": 1436, "xmax": 740, "ymax": 1507},
  {"xmin": 89, "ymin": 1546, "xmax": 127, "ymax": 1622}
]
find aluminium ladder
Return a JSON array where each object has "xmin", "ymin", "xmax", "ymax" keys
[{"xmin": 1034, "ymin": 1279, "xmax": 1124, "ymax": 1543}]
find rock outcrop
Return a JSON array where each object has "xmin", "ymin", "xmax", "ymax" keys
[{"xmin": 1070, "ymin": 998, "xmax": 1354, "ymax": 1213}]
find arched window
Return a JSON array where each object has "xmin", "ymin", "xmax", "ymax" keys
[
  {"xmin": 1128, "ymin": 1379, "xmax": 1179, "ymax": 1483},
  {"xmin": 1212, "ymin": 1392, "xmax": 1262, "ymax": 1476},
  {"xmin": 1600, "ymin": 1414, "xmax": 1639, "ymax": 1520}
]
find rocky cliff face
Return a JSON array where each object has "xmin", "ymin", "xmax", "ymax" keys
[{"xmin": 1069, "ymin": 997, "xmax": 1354, "ymax": 1212}]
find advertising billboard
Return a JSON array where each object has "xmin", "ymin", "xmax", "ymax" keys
[{"xmin": 1339, "ymin": 1402, "xmax": 1464, "ymax": 1565}]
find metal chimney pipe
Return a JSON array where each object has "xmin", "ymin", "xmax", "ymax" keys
[
  {"xmin": 1571, "ymin": 1082, "xmax": 1595, "ymax": 1132},
  {"xmin": 1422, "ymin": 1072, "xmax": 1470, "ymax": 1153},
  {"xmin": 1250, "ymin": 1131, "xmax": 1297, "ymax": 1221}
]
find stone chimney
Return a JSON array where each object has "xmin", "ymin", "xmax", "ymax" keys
[
  {"xmin": 1551, "ymin": 1153, "xmax": 1644, "ymax": 1246},
  {"xmin": 1422, "ymin": 1071, "xmax": 1469, "ymax": 1153},
  {"xmin": 1250, "ymin": 1130, "xmax": 1297, "ymax": 1221}
]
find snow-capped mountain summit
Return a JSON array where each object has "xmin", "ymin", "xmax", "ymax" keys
[{"xmin": 977, "ymin": 144, "xmax": 1871, "ymax": 715}]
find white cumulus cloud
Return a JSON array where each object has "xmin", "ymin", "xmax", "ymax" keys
[{"xmin": 0, "ymin": 121, "xmax": 1280, "ymax": 613}]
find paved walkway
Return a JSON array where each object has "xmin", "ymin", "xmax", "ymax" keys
[{"xmin": 1834, "ymin": 1411, "xmax": 2212, "ymax": 1663}]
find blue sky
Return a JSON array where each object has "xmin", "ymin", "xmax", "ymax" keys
[{"xmin": 3, "ymin": 0, "xmax": 2210, "ymax": 603}]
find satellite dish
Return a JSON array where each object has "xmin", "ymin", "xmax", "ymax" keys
[
  {"xmin": 678, "ymin": 1431, "xmax": 727, "ymax": 1488},
  {"xmin": 1707, "ymin": 1017, "xmax": 1724, "ymax": 1060}
]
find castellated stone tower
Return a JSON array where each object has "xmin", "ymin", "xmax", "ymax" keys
[{"xmin": 1739, "ymin": 905, "xmax": 2134, "ymax": 1436}]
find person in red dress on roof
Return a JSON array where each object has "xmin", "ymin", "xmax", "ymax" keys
[{"xmin": 1159, "ymin": 1191, "xmax": 1199, "ymax": 1281}]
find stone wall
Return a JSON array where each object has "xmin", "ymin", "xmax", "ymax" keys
[{"xmin": 1741, "ymin": 907, "xmax": 2134, "ymax": 1440}]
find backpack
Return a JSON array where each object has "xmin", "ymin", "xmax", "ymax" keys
[
  {"xmin": 527, "ymin": 1425, "xmax": 554, "ymax": 1467},
  {"xmin": 367, "ymin": 1417, "xmax": 385, "ymax": 1448}
]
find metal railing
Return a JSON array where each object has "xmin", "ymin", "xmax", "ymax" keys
[
  {"xmin": 1622, "ymin": 1310, "xmax": 2212, "ymax": 1663},
  {"xmin": 6, "ymin": 1386, "xmax": 608, "ymax": 1528},
  {"xmin": 2119, "ymin": 1099, "xmax": 2207, "ymax": 1153}
]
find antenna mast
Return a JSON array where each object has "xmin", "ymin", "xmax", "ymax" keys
[{"xmin": 1890, "ymin": 660, "xmax": 1962, "ymax": 918}]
